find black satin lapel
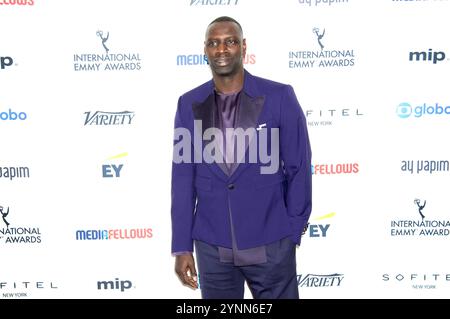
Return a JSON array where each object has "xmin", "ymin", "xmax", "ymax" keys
[
  {"xmin": 236, "ymin": 94, "xmax": 265, "ymax": 132},
  {"xmin": 192, "ymin": 94, "xmax": 229, "ymax": 177},
  {"xmin": 228, "ymin": 94, "xmax": 265, "ymax": 176}
]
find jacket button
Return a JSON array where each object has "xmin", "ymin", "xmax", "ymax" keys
[{"xmin": 227, "ymin": 184, "xmax": 235, "ymax": 190}]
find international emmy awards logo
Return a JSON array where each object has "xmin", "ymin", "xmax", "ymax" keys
[
  {"xmin": 414, "ymin": 199, "xmax": 426, "ymax": 220},
  {"xmin": 312, "ymin": 27, "xmax": 325, "ymax": 51},
  {"xmin": 96, "ymin": 30, "xmax": 110, "ymax": 54},
  {"xmin": 1, "ymin": 206, "xmax": 10, "ymax": 229}
]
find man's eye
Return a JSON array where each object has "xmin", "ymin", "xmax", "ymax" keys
[
  {"xmin": 207, "ymin": 41, "xmax": 218, "ymax": 47},
  {"xmin": 226, "ymin": 39, "xmax": 237, "ymax": 46}
]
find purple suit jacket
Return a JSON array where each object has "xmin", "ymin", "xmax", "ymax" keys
[{"xmin": 171, "ymin": 70, "xmax": 312, "ymax": 253}]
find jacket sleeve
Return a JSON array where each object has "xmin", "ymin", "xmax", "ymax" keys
[
  {"xmin": 171, "ymin": 96, "xmax": 197, "ymax": 253},
  {"xmin": 279, "ymin": 85, "xmax": 312, "ymax": 245}
]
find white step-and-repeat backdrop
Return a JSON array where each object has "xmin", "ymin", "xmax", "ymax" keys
[{"xmin": 1, "ymin": 0, "xmax": 449, "ymax": 299}]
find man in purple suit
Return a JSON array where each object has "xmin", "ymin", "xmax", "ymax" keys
[{"xmin": 171, "ymin": 16, "xmax": 312, "ymax": 299}]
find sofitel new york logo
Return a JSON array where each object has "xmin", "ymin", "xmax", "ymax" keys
[
  {"xmin": 305, "ymin": 107, "xmax": 364, "ymax": 127},
  {"xmin": 390, "ymin": 199, "xmax": 450, "ymax": 237},
  {"xmin": 73, "ymin": 31, "xmax": 142, "ymax": 72},
  {"xmin": 289, "ymin": 27, "xmax": 355, "ymax": 69},
  {"xmin": 382, "ymin": 273, "xmax": 450, "ymax": 290},
  {"xmin": 0, "ymin": 205, "xmax": 42, "ymax": 244}
]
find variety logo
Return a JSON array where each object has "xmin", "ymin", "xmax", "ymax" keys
[
  {"xmin": 0, "ymin": 109, "xmax": 27, "ymax": 121},
  {"xmin": 382, "ymin": 273, "xmax": 450, "ymax": 290},
  {"xmin": 177, "ymin": 53, "xmax": 255, "ymax": 66},
  {"xmin": 0, "ymin": 205, "xmax": 42, "ymax": 244},
  {"xmin": 73, "ymin": 31, "xmax": 142, "ymax": 72},
  {"xmin": 0, "ymin": 281, "xmax": 58, "ymax": 299},
  {"xmin": 190, "ymin": 0, "xmax": 239, "ymax": 5},
  {"xmin": 305, "ymin": 107, "xmax": 364, "ymax": 127},
  {"xmin": 0, "ymin": 0, "xmax": 34, "ymax": 5},
  {"xmin": 97, "ymin": 278, "xmax": 133, "ymax": 292},
  {"xmin": 76, "ymin": 228, "xmax": 153, "ymax": 240},
  {"xmin": 397, "ymin": 102, "xmax": 450, "ymax": 118},
  {"xmin": 409, "ymin": 49, "xmax": 448, "ymax": 64},
  {"xmin": 102, "ymin": 152, "xmax": 127, "ymax": 178},
  {"xmin": 297, "ymin": 273, "xmax": 344, "ymax": 287},
  {"xmin": 401, "ymin": 160, "xmax": 449, "ymax": 174},
  {"xmin": 390, "ymin": 199, "xmax": 450, "ymax": 237},
  {"xmin": 311, "ymin": 163, "xmax": 359, "ymax": 175},
  {"xmin": 0, "ymin": 56, "xmax": 16, "ymax": 70},
  {"xmin": 307, "ymin": 212, "xmax": 335, "ymax": 238},
  {"xmin": 298, "ymin": 0, "xmax": 349, "ymax": 7},
  {"xmin": 289, "ymin": 27, "xmax": 355, "ymax": 69},
  {"xmin": 0, "ymin": 165, "xmax": 30, "ymax": 180},
  {"xmin": 84, "ymin": 111, "xmax": 135, "ymax": 126}
]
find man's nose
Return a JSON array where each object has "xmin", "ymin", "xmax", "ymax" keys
[{"xmin": 216, "ymin": 41, "xmax": 228, "ymax": 53}]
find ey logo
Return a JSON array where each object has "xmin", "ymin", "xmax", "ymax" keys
[
  {"xmin": 102, "ymin": 152, "xmax": 127, "ymax": 178},
  {"xmin": 308, "ymin": 212, "xmax": 335, "ymax": 238}
]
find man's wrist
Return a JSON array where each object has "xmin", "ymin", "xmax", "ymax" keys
[{"xmin": 172, "ymin": 251, "xmax": 193, "ymax": 257}]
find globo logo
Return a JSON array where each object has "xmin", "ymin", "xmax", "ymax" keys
[{"xmin": 0, "ymin": 109, "xmax": 27, "ymax": 120}]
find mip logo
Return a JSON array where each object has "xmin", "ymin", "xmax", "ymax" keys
[
  {"xmin": 1, "ymin": 56, "xmax": 15, "ymax": 70},
  {"xmin": 396, "ymin": 102, "xmax": 412, "ymax": 118},
  {"xmin": 97, "ymin": 278, "xmax": 133, "ymax": 292},
  {"xmin": 409, "ymin": 49, "xmax": 447, "ymax": 64},
  {"xmin": 1, "ymin": 206, "xmax": 10, "ymax": 229},
  {"xmin": 312, "ymin": 27, "xmax": 325, "ymax": 51}
]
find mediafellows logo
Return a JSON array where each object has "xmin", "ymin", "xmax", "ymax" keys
[
  {"xmin": 306, "ymin": 212, "xmax": 335, "ymax": 238},
  {"xmin": 297, "ymin": 273, "xmax": 344, "ymax": 287},
  {"xmin": 76, "ymin": 228, "xmax": 153, "ymax": 240},
  {"xmin": 311, "ymin": 163, "xmax": 359, "ymax": 175},
  {"xmin": 0, "ymin": 0, "xmax": 35, "ymax": 6},
  {"xmin": 397, "ymin": 102, "xmax": 450, "ymax": 118},
  {"xmin": 289, "ymin": 27, "xmax": 355, "ymax": 69},
  {"xmin": 0, "ymin": 205, "xmax": 42, "ymax": 244},
  {"xmin": 84, "ymin": 111, "xmax": 135, "ymax": 126},
  {"xmin": 190, "ymin": 0, "xmax": 238, "ymax": 5},
  {"xmin": 0, "ymin": 164, "xmax": 30, "ymax": 180},
  {"xmin": 298, "ymin": 0, "xmax": 349, "ymax": 7},
  {"xmin": 176, "ymin": 53, "xmax": 255, "ymax": 66},
  {"xmin": 73, "ymin": 31, "xmax": 142, "ymax": 72},
  {"xmin": 401, "ymin": 160, "xmax": 449, "ymax": 174},
  {"xmin": 390, "ymin": 199, "xmax": 450, "ymax": 237},
  {"xmin": 305, "ymin": 107, "xmax": 363, "ymax": 127}
]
